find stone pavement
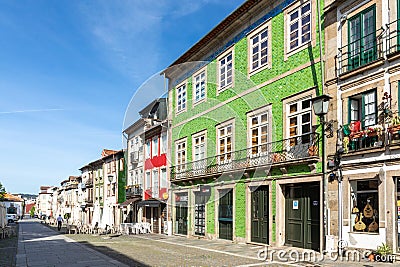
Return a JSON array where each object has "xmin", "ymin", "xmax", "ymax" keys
[{"xmin": 16, "ymin": 219, "xmax": 131, "ymax": 267}]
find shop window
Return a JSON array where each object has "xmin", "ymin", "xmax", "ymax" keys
[{"xmin": 350, "ymin": 180, "xmax": 379, "ymax": 233}]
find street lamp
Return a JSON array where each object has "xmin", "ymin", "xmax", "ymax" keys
[
  {"xmin": 311, "ymin": 94, "xmax": 332, "ymax": 254},
  {"xmin": 311, "ymin": 94, "xmax": 332, "ymax": 118}
]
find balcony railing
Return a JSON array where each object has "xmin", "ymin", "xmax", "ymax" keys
[
  {"xmin": 387, "ymin": 19, "xmax": 400, "ymax": 56},
  {"xmin": 170, "ymin": 133, "xmax": 319, "ymax": 181},
  {"xmin": 85, "ymin": 178, "xmax": 93, "ymax": 187},
  {"xmin": 126, "ymin": 187, "xmax": 143, "ymax": 197},
  {"xmin": 343, "ymin": 123, "xmax": 385, "ymax": 153},
  {"xmin": 337, "ymin": 30, "xmax": 383, "ymax": 74}
]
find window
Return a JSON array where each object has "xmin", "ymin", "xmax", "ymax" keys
[
  {"xmin": 287, "ymin": 98, "xmax": 312, "ymax": 146},
  {"xmin": 177, "ymin": 84, "xmax": 187, "ymax": 112},
  {"xmin": 217, "ymin": 123, "xmax": 233, "ymax": 163},
  {"xmin": 176, "ymin": 140, "xmax": 186, "ymax": 172},
  {"xmin": 288, "ymin": 1, "xmax": 311, "ymax": 51},
  {"xmin": 193, "ymin": 70, "xmax": 206, "ymax": 103},
  {"xmin": 250, "ymin": 28, "xmax": 269, "ymax": 72},
  {"xmin": 152, "ymin": 136, "xmax": 158, "ymax": 157},
  {"xmin": 152, "ymin": 169, "xmax": 159, "ymax": 198},
  {"xmin": 348, "ymin": 5, "xmax": 376, "ymax": 70},
  {"xmin": 160, "ymin": 168, "xmax": 167, "ymax": 189},
  {"xmin": 145, "ymin": 140, "xmax": 151, "ymax": 159},
  {"xmin": 161, "ymin": 133, "xmax": 167, "ymax": 154},
  {"xmin": 145, "ymin": 172, "xmax": 151, "ymax": 190},
  {"xmin": 249, "ymin": 112, "xmax": 269, "ymax": 155},
  {"xmin": 193, "ymin": 134, "xmax": 206, "ymax": 161},
  {"xmin": 119, "ymin": 158, "xmax": 124, "ymax": 171},
  {"xmin": 350, "ymin": 180, "xmax": 379, "ymax": 233},
  {"xmin": 348, "ymin": 90, "xmax": 377, "ymax": 127},
  {"xmin": 218, "ymin": 51, "xmax": 233, "ymax": 91}
]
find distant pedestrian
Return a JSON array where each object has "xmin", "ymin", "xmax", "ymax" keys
[{"xmin": 57, "ymin": 214, "xmax": 63, "ymax": 231}]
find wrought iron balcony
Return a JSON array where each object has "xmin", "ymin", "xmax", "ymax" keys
[
  {"xmin": 126, "ymin": 186, "xmax": 143, "ymax": 198},
  {"xmin": 387, "ymin": 19, "xmax": 400, "ymax": 56},
  {"xmin": 170, "ymin": 133, "xmax": 319, "ymax": 181},
  {"xmin": 337, "ymin": 30, "xmax": 383, "ymax": 74},
  {"xmin": 85, "ymin": 178, "xmax": 93, "ymax": 187}
]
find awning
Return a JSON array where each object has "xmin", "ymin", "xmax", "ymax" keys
[
  {"xmin": 137, "ymin": 199, "xmax": 162, "ymax": 208},
  {"xmin": 119, "ymin": 197, "xmax": 141, "ymax": 207}
]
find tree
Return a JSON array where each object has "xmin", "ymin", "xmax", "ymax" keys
[
  {"xmin": 0, "ymin": 182, "xmax": 5, "ymax": 201},
  {"xmin": 29, "ymin": 206, "xmax": 36, "ymax": 217}
]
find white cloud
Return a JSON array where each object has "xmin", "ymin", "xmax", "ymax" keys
[{"xmin": 76, "ymin": 0, "xmax": 222, "ymax": 84}]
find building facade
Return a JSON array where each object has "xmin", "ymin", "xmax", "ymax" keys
[
  {"xmin": 139, "ymin": 98, "xmax": 168, "ymax": 234},
  {"xmin": 325, "ymin": 0, "xmax": 400, "ymax": 251},
  {"xmin": 122, "ymin": 117, "xmax": 146, "ymax": 224},
  {"xmin": 165, "ymin": 0, "xmax": 325, "ymax": 250}
]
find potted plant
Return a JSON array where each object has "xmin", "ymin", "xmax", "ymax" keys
[{"xmin": 375, "ymin": 243, "xmax": 393, "ymax": 263}]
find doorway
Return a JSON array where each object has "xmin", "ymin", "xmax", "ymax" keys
[
  {"xmin": 285, "ymin": 182, "xmax": 320, "ymax": 250},
  {"xmin": 219, "ymin": 189, "xmax": 233, "ymax": 240},
  {"xmin": 251, "ymin": 185, "xmax": 269, "ymax": 244}
]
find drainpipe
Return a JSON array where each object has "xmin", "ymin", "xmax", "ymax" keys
[
  {"xmin": 316, "ymin": 0, "xmax": 328, "ymax": 252},
  {"xmin": 163, "ymin": 72, "xmax": 172, "ymax": 236}
]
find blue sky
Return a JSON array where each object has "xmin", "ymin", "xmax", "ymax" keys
[{"xmin": 0, "ymin": 0, "xmax": 244, "ymax": 194}]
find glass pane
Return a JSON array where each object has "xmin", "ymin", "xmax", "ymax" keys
[
  {"xmin": 290, "ymin": 103, "xmax": 297, "ymax": 113},
  {"xmin": 290, "ymin": 117, "xmax": 297, "ymax": 126},
  {"xmin": 302, "ymin": 99, "xmax": 310, "ymax": 109},
  {"xmin": 290, "ymin": 11, "xmax": 299, "ymax": 21},
  {"xmin": 302, "ymin": 113, "xmax": 310, "ymax": 123},
  {"xmin": 261, "ymin": 114, "xmax": 268, "ymax": 123},
  {"xmin": 301, "ymin": 3, "xmax": 311, "ymax": 14}
]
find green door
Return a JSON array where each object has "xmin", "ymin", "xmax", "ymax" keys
[
  {"xmin": 176, "ymin": 203, "xmax": 188, "ymax": 235},
  {"xmin": 285, "ymin": 182, "xmax": 320, "ymax": 251},
  {"xmin": 219, "ymin": 189, "xmax": 233, "ymax": 240},
  {"xmin": 251, "ymin": 186, "xmax": 269, "ymax": 244}
]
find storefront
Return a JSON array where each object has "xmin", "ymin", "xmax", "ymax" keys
[
  {"xmin": 218, "ymin": 189, "xmax": 233, "ymax": 240},
  {"xmin": 175, "ymin": 193, "xmax": 188, "ymax": 235}
]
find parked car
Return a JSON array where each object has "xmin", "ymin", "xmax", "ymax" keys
[{"xmin": 6, "ymin": 214, "xmax": 17, "ymax": 224}]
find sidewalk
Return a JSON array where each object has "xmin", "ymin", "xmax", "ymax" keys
[
  {"xmin": 131, "ymin": 234, "xmax": 398, "ymax": 267},
  {"xmin": 16, "ymin": 219, "xmax": 131, "ymax": 267}
]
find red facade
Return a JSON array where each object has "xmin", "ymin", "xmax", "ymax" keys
[{"xmin": 144, "ymin": 133, "xmax": 167, "ymax": 200}]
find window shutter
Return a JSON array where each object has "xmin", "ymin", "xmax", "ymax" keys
[
  {"xmin": 398, "ymin": 81, "xmax": 400, "ymax": 116},
  {"xmin": 361, "ymin": 93, "xmax": 366, "ymax": 128},
  {"xmin": 373, "ymin": 90, "xmax": 378, "ymax": 125},
  {"xmin": 348, "ymin": 98, "xmax": 352, "ymax": 124}
]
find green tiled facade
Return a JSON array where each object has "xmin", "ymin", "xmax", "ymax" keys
[{"xmin": 168, "ymin": 0, "xmax": 324, "ymax": 245}]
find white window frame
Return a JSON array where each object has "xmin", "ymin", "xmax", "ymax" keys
[
  {"xmin": 160, "ymin": 132, "xmax": 167, "ymax": 154},
  {"xmin": 247, "ymin": 20, "xmax": 272, "ymax": 75},
  {"xmin": 160, "ymin": 168, "xmax": 167, "ymax": 189},
  {"xmin": 216, "ymin": 120, "xmax": 234, "ymax": 164},
  {"xmin": 286, "ymin": 96, "xmax": 312, "ymax": 146},
  {"xmin": 175, "ymin": 138, "xmax": 187, "ymax": 172},
  {"xmin": 193, "ymin": 68, "xmax": 207, "ymax": 105},
  {"xmin": 247, "ymin": 105, "xmax": 272, "ymax": 156},
  {"xmin": 176, "ymin": 82, "xmax": 187, "ymax": 113},
  {"xmin": 192, "ymin": 130, "xmax": 207, "ymax": 162},
  {"xmin": 284, "ymin": 1, "xmax": 315, "ymax": 60},
  {"xmin": 152, "ymin": 169, "xmax": 159, "ymax": 198},
  {"xmin": 217, "ymin": 48, "xmax": 234, "ymax": 93},
  {"xmin": 145, "ymin": 171, "xmax": 151, "ymax": 190},
  {"xmin": 145, "ymin": 140, "xmax": 151, "ymax": 159},
  {"xmin": 287, "ymin": 1, "xmax": 311, "ymax": 52},
  {"xmin": 152, "ymin": 136, "xmax": 158, "ymax": 157}
]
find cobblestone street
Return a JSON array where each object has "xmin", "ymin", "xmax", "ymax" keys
[{"xmin": 13, "ymin": 219, "xmax": 399, "ymax": 267}]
